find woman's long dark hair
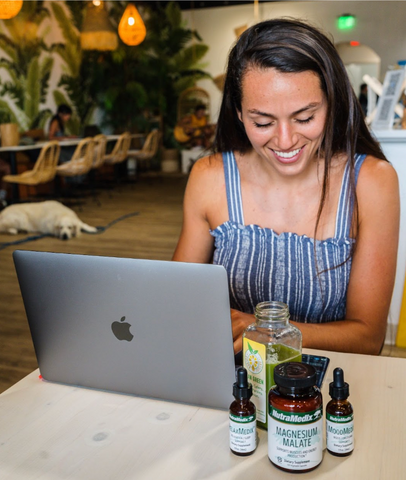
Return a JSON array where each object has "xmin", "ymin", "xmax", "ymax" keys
[{"xmin": 214, "ymin": 18, "xmax": 387, "ymax": 247}]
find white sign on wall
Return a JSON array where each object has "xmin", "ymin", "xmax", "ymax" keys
[{"xmin": 371, "ymin": 69, "xmax": 406, "ymax": 130}]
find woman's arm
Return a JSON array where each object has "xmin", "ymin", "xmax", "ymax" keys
[
  {"xmin": 231, "ymin": 157, "xmax": 400, "ymax": 355},
  {"xmin": 172, "ymin": 155, "xmax": 221, "ymax": 263},
  {"xmin": 296, "ymin": 157, "xmax": 400, "ymax": 355}
]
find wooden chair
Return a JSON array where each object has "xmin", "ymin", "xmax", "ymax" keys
[
  {"xmin": 175, "ymin": 87, "xmax": 213, "ymax": 148},
  {"xmin": 127, "ymin": 130, "xmax": 160, "ymax": 172},
  {"xmin": 177, "ymin": 87, "xmax": 211, "ymax": 121},
  {"xmin": 3, "ymin": 141, "xmax": 61, "ymax": 198}
]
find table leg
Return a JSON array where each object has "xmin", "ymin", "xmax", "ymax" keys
[{"xmin": 8, "ymin": 151, "xmax": 19, "ymax": 203}]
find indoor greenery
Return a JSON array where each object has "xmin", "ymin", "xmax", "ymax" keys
[
  {"xmin": 50, "ymin": 1, "xmax": 100, "ymax": 136},
  {"xmin": 0, "ymin": 1, "xmax": 210, "ymax": 146},
  {"xmin": 141, "ymin": 1, "xmax": 211, "ymax": 148},
  {"xmin": 92, "ymin": 1, "xmax": 211, "ymax": 146},
  {"xmin": 0, "ymin": 1, "xmax": 53, "ymax": 131}
]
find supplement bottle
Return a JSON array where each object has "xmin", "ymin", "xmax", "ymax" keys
[
  {"xmin": 242, "ymin": 301, "xmax": 302, "ymax": 429},
  {"xmin": 268, "ymin": 362, "xmax": 323, "ymax": 473},
  {"xmin": 326, "ymin": 367, "xmax": 354, "ymax": 456},
  {"xmin": 229, "ymin": 367, "xmax": 257, "ymax": 456}
]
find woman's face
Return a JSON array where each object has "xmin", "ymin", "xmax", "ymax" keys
[
  {"xmin": 238, "ymin": 67, "xmax": 327, "ymax": 177},
  {"xmin": 60, "ymin": 113, "xmax": 71, "ymax": 123}
]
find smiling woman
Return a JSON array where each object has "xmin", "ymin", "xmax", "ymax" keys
[{"xmin": 172, "ymin": 18, "xmax": 400, "ymax": 357}]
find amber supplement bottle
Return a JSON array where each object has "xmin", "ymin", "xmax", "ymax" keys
[
  {"xmin": 229, "ymin": 367, "xmax": 257, "ymax": 456},
  {"xmin": 268, "ymin": 362, "xmax": 323, "ymax": 473},
  {"xmin": 326, "ymin": 367, "xmax": 354, "ymax": 456}
]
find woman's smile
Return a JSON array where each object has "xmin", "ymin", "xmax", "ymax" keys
[{"xmin": 271, "ymin": 146, "xmax": 305, "ymax": 163}]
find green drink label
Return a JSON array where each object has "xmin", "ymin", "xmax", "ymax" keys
[
  {"xmin": 243, "ymin": 339, "xmax": 266, "ymax": 424},
  {"xmin": 243, "ymin": 340, "xmax": 302, "ymax": 429},
  {"xmin": 268, "ymin": 406, "xmax": 323, "ymax": 471}
]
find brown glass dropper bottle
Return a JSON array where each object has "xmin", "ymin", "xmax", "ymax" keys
[
  {"xmin": 229, "ymin": 367, "xmax": 257, "ymax": 456},
  {"xmin": 326, "ymin": 367, "xmax": 354, "ymax": 456}
]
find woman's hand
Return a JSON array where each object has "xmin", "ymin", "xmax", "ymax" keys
[{"xmin": 231, "ymin": 309, "xmax": 255, "ymax": 354}]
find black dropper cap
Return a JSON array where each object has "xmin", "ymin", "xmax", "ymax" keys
[
  {"xmin": 233, "ymin": 367, "xmax": 253, "ymax": 400},
  {"xmin": 329, "ymin": 367, "xmax": 349, "ymax": 400}
]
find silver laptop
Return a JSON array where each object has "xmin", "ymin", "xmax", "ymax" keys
[{"xmin": 13, "ymin": 250, "xmax": 236, "ymax": 410}]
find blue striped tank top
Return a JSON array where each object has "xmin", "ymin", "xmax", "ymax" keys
[{"xmin": 210, "ymin": 152, "xmax": 366, "ymax": 323}]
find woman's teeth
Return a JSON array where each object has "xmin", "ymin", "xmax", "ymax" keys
[{"xmin": 273, "ymin": 148, "xmax": 301, "ymax": 158}]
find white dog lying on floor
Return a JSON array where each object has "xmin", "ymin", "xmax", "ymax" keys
[{"xmin": 0, "ymin": 201, "xmax": 97, "ymax": 240}]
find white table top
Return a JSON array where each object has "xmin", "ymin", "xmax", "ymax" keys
[
  {"xmin": 0, "ymin": 134, "xmax": 145, "ymax": 153},
  {"xmin": 0, "ymin": 348, "xmax": 404, "ymax": 479},
  {"xmin": 372, "ymin": 128, "xmax": 406, "ymax": 142},
  {"xmin": 0, "ymin": 138, "xmax": 82, "ymax": 152}
]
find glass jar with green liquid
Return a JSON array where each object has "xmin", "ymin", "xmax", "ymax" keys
[{"xmin": 242, "ymin": 301, "xmax": 302, "ymax": 429}]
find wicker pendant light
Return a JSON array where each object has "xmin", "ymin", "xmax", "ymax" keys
[
  {"xmin": 0, "ymin": 0, "xmax": 23, "ymax": 19},
  {"xmin": 118, "ymin": 4, "xmax": 146, "ymax": 46},
  {"xmin": 80, "ymin": 1, "xmax": 118, "ymax": 51}
]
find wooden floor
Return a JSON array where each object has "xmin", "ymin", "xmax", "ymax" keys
[
  {"xmin": 0, "ymin": 173, "xmax": 188, "ymax": 393},
  {"xmin": 1, "ymin": 172, "xmax": 405, "ymax": 394}
]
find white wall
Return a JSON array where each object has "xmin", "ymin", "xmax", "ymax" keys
[
  {"xmin": 373, "ymin": 131, "xmax": 406, "ymax": 345},
  {"xmin": 182, "ymin": 1, "xmax": 406, "ymax": 123}
]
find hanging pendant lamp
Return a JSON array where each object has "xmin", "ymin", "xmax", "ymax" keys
[
  {"xmin": 0, "ymin": 0, "xmax": 23, "ymax": 19},
  {"xmin": 80, "ymin": 1, "xmax": 118, "ymax": 51},
  {"xmin": 118, "ymin": 4, "xmax": 146, "ymax": 46}
]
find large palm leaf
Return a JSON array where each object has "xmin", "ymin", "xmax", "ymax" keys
[
  {"xmin": 0, "ymin": 1, "xmax": 51, "ymax": 130},
  {"xmin": 50, "ymin": 2, "xmax": 82, "ymax": 78}
]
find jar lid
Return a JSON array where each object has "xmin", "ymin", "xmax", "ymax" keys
[{"xmin": 274, "ymin": 362, "xmax": 317, "ymax": 388}]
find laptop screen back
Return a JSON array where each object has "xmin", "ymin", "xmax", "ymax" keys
[{"xmin": 13, "ymin": 250, "xmax": 236, "ymax": 410}]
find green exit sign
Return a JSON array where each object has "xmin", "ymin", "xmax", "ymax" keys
[{"xmin": 337, "ymin": 15, "xmax": 356, "ymax": 31}]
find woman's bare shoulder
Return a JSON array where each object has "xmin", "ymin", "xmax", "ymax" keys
[
  {"xmin": 358, "ymin": 155, "xmax": 398, "ymax": 190},
  {"xmin": 191, "ymin": 152, "xmax": 224, "ymax": 172},
  {"xmin": 188, "ymin": 152, "xmax": 224, "ymax": 186},
  {"xmin": 357, "ymin": 155, "xmax": 399, "ymax": 220}
]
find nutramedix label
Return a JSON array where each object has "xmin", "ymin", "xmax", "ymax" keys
[
  {"xmin": 229, "ymin": 413, "xmax": 256, "ymax": 453},
  {"xmin": 326, "ymin": 413, "xmax": 354, "ymax": 454},
  {"xmin": 268, "ymin": 406, "xmax": 323, "ymax": 471}
]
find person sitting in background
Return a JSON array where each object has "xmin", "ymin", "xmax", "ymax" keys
[
  {"xmin": 175, "ymin": 104, "xmax": 215, "ymax": 149},
  {"xmin": 172, "ymin": 19, "xmax": 400, "ymax": 356},
  {"xmin": 48, "ymin": 104, "xmax": 73, "ymax": 140},
  {"xmin": 48, "ymin": 104, "xmax": 78, "ymax": 165}
]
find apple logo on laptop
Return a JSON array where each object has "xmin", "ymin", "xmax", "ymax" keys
[{"xmin": 111, "ymin": 316, "xmax": 134, "ymax": 342}]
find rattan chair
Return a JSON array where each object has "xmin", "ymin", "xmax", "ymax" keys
[
  {"xmin": 177, "ymin": 87, "xmax": 210, "ymax": 121},
  {"xmin": 103, "ymin": 132, "xmax": 131, "ymax": 165},
  {"xmin": 55, "ymin": 137, "xmax": 96, "ymax": 206},
  {"xmin": 92, "ymin": 134, "xmax": 107, "ymax": 170},
  {"xmin": 127, "ymin": 129, "xmax": 160, "ymax": 171},
  {"xmin": 56, "ymin": 137, "xmax": 94, "ymax": 178},
  {"xmin": 86, "ymin": 134, "xmax": 108, "ymax": 204},
  {"xmin": 3, "ymin": 141, "xmax": 61, "ymax": 198}
]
